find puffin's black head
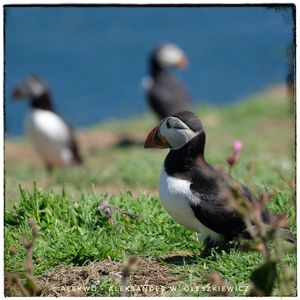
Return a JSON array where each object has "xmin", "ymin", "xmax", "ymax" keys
[
  {"xmin": 12, "ymin": 75, "xmax": 48, "ymax": 100},
  {"xmin": 150, "ymin": 43, "xmax": 188, "ymax": 72},
  {"xmin": 144, "ymin": 111, "xmax": 205, "ymax": 150}
]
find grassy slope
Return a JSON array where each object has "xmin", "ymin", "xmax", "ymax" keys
[{"xmin": 4, "ymin": 86, "xmax": 296, "ymax": 296}]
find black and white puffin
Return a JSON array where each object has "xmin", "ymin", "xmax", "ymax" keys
[
  {"xmin": 145, "ymin": 43, "xmax": 193, "ymax": 119},
  {"xmin": 12, "ymin": 75, "xmax": 83, "ymax": 172},
  {"xmin": 144, "ymin": 111, "xmax": 295, "ymax": 253}
]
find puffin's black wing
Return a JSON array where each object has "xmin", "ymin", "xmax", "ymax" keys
[
  {"xmin": 68, "ymin": 128, "xmax": 83, "ymax": 165},
  {"xmin": 148, "ymin": 73, "xmax": 192, "ymax": 119},
  {"xmin": 189, "ymin": 169, "xmax": 267, "ymax": 239},
  {"xmin": 57, "ymin": 114, "xmax": 83, "ymax": 165},
  {"xmin": 190, "ymin": 192, "xmax": 249, "ymax": 239}
]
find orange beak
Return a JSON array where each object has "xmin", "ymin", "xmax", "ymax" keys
[
  {"xmin": 178, "ymin": 54, "xmax": 188, "ymax": 69},
  {"xmin": 144, "ymin": 126, "xmax": 168, "ymax": 149}
]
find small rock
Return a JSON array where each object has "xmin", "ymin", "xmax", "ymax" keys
[
  {"xmin": 79, "ymin": 270, "xmax": 89, "ymax": 279},
  {"xmin": 99, "ymin": 269, "xmax": 109, "ymax": 275}
]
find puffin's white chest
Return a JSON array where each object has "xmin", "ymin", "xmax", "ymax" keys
[
  {"xmin": 159, "ymin": 168, "xmax": 222, "ymax": 241},
  {"xmin": 26, "ymin": 109, "xmax": 73, "ymax": 166}
]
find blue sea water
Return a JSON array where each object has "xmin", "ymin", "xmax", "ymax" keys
[{"xmin": 5, "ymin": 6, "xmax": 294, "ymax": 136}]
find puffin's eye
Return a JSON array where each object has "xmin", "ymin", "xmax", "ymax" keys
[{"xmin": 166, "ymin": 120, "xmax": 172, "ymax": 129}]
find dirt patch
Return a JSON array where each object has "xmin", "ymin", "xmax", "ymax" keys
[
  {"xmin": 23, "ymin": 257, "xmax": 180, "ymax": 296},
  {"xmin": 5, "ymin": 142, "xmax": 39, "ymax": 166},
  {"xmin": 262, "ymin": 85, "xmax": 288, "ymax": 101}
]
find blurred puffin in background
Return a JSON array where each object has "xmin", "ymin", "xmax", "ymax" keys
[
  {"xmin": 12, "ymin": 75, "xmax": 83, "ymax": 172},
  {"xmin": 144, "ymin": 43, "xmax": 193, "ymax": 119},
  {"xmin": 144, "ymin": 111, "xmax": 295, "ymax": 255}
]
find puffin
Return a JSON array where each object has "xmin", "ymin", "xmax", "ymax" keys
[
  {"xmin": 144, "ymin": 111, "xmax": 295, "ymax": 254},
  {"xmin": 145, "ymin": 43, "xmax": 193, "ymax": 119},
  {"xmin": 12, "ymin": 75, "xmax": 83, "ymax": 172}
]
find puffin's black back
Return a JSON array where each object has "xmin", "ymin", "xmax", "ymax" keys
[{"xmin": 147, "ymin": 52, "xmax": 193, "ymax": 119}]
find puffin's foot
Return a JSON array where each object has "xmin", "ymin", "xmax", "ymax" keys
[
  {"xmin": 200, "ymin": 238, "xmax": 236, "ymax": 258},
  {"xmin": 200, "ymin": 237, "xmax": 216, "ymax": 258}
]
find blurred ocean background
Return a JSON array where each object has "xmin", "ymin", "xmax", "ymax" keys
[{"xmin": 5, "ymin": 6, "xmax": 294, "ymax": 136}]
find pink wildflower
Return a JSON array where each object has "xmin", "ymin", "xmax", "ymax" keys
[
  {"xmin": 233, "ymin": 140, "xmax": 243, "ymax": 153},
  {"xmin": 227, "ymin": 140, "xmax": 243, "ymax": 169}
]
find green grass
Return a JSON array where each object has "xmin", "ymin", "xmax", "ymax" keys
[
  {"xmin": 5, "ymin": 185, "xmax": 296, "ymax": 296},
  {"xmin": 5, "ymin": 86, "xmax": 296, "ymax": 296},
  {"xmin": 5, "ymin": 187, "xmax": 202, "ymax": 274}
]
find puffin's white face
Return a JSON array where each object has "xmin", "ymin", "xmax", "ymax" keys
[
  {"xmin": 158, "ymin": 117, "xmax": 199, "ymax": 150},
  {"xmin": 13, "ymin": 76, "xmax": 48, "ymax": 99},
  {"xmin": 157, "ymin": 44, "xmax": 188, "ymax": 69}
]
